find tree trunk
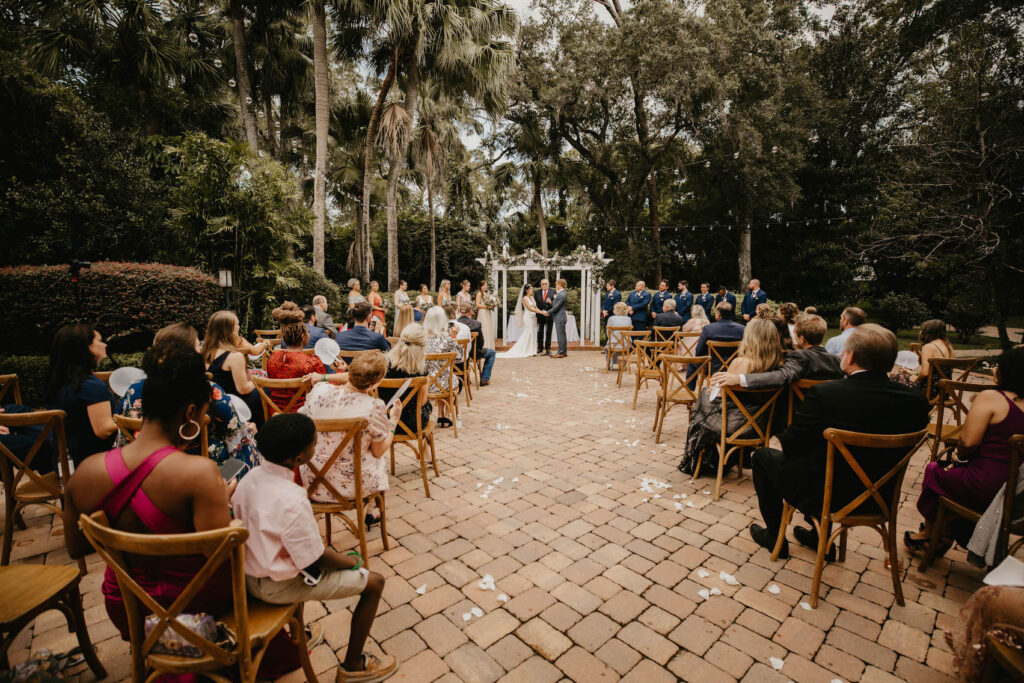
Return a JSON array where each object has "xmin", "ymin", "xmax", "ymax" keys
[
  {"xmin": 263, "ymin": 96, "xmax": 279, "ymax": 158},
  {"xmin": 230, "ymin": 0, "xmax": 259, "ymax": 150},
  {"xmin": 386, "ymin": 65, "xmax": 420, "ymax": 291},
  {"xmin": 361, "ymin": 52, "xmax": 399, "ymax": 283},
  {"xmin": 428, "ymin": 182, "xmax": 437, "ymax": 291},
  {"xmin": 534, "ymin": 172, "xmax": 548, "ymax": 257},
  {"xmin": 738, "ymin": 222, "xmax": 752, "ymax": 285},
  {"xmin": 311, "ymin": 1, "xmax": 329, "ymax": 275},
  {"xmin": 649, "ymin": 169, "xmax": 661, "ymax": 284}
]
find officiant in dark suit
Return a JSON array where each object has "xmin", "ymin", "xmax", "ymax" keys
[{"xmin": 535, "ymin": 278, "xmax": 555, "ymax": 355}]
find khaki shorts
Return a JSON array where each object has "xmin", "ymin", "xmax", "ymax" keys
[{"xmin": 246, "ymin": 566, "xmax": 369, "ymax": 604}]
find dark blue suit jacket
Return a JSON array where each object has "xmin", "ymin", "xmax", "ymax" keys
[
  {"xmin": 675, "ymin": 291, "xmax": 694, "ymax": 323},
  {"xmin": 304, "ymin": 323, "xmax": 328, "ymax": 349},
  {"xmin": 602, "ymin": 289, "xmax": 621, "ymax": 316},
  {"xmin": 714, "ymin": 292, "xmax": 737, "ymax": 310},
  {"xmin": 651, "ymin": 291, "xmax": 673, "ymax": 317},
  {"xmin": 695, "ymin": 292, "xmax": 715, "ymax": 318},
  {"xmin": 691, "ymin": 319, "xmax": 746, "ymax": 375},
  {"xmin": 626, "ymin": 290, "xmax": 652, "ymax": 324},
  {"xmin": 742, "ymin": 289, "xmax": 768, "ymax": 318}
]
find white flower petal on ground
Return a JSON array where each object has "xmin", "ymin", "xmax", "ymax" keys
[
  {"xmin": 799, "ymin": 601, "xmax": 813, "ymax": 611},
  {"xmin": 770, "ymin": 657, "xmax": 785, "ymax": 671},
  {"xmin": 462, "ymin": 613, "xmax": 472, "ymax": 622},
  {"xmin": 697, "ymin": 569, "xmax": 710, "ymax": 579},
  {"xmin": 766, "ymin": 584, "xmax": 781, "ymax": 595},
  {"xmin": 709, "ymin": 587, "xmax": 722, "ymax": 596},
  {"xmin": 470, "ymin": 606, "xmax": 484, "ymax": 618},
  {"xmin": 697, "ymin": 588, "xmax": 710, "ymax": 601},
  {"xmin": 415, "ymin": 584, "xmax": 427, "ymax": 595},
  {"xmin": 720, "ymin": 571, "xmax": 739, "ymax": 586},
  {"xmin": 497, "ymin": 594, "xmax": 509, "ymax": 603}
]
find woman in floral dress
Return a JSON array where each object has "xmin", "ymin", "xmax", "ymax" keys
[
  {"xmin": 117, "ymin": 323, "xmax": 259, "ymax": 475},
  {"xmin": 299, "ymin": 351, "xmax": 401, "ymax": 525}
]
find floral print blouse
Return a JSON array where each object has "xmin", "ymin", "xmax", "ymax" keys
[
  {"xmin": 117, "ymin": 379, "xmax": 260, "ymax": 476},
  {"xmin": 298, "ymin": 383, "xmax": 391, "ymax": 501},
  {"xmin": 426, "ymin": 334, "xmax": 462, "ymax": 392}
]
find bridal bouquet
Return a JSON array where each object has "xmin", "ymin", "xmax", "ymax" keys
[{"xmin": 483, "ymin": 293, "xmax": 498, "ymax": 308}]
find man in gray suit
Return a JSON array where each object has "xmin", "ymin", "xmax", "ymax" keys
[
  {"xmin": 550, "ymin": 279, "xmax": 569, "ymax": 358},
  {"xmin": 312, "ymin": 294, "xmax": 338, "ymax": 336},
  {"xmin": 710, "ymin": 313, "xmax": 843, "ymax": 389}
]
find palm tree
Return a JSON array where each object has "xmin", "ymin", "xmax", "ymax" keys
[
  {"xmin": 229, "ymin": 0, "xmax": 260, "ymax": 149},
  {"xmin": 310, "ymin": 0, "xmax": 329, "ymax": 274}
]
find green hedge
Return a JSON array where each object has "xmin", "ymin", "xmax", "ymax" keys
[
  {"xmin": 0, "ymin": 262, "xmax": 220, "ymax": 353},
  {"xmin": 0, "ymin": 353, "xmax": 143, "ymax": 408}
]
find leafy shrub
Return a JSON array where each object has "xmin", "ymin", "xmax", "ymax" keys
[
  {"xmin": 0, "ymin": 262, "xmax": 220, "ymax": 354},
  {"xmin": 871, "ymin": 292, "xmax": 932, "ymax": 334},
  {"xmin": 943, "ymin": 292, "xmax": 992, "ymax": 342},
  {"xmin": 0, "ymin": 353, "xmax": 143, "ymax": 407},
  {"xmin": 262, "ymin": 263, "xmax": 343, "ymax": 328}
]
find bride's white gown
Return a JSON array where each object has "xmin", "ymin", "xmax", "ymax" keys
[{"xmin": 497, "ymin": 300, "xmax": 539, "ymax": 359}]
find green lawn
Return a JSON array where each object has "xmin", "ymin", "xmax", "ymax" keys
[{"xmin": 894, "ymin": 330, "xmax": 1004, "ymax": 351}]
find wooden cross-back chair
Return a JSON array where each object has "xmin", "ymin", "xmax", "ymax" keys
[
  {"xmin": 771, "ymin": 427, "xmax": 927, "ymax": 608},
  {"xmin": 337, "ymin": 349, "xmax": 368, "ymax": 369},
  {"xmin": 693, "ymin": 386, "xmax": 783, "ymax": 501},
  {"xmin": 376, "ymin": 377, "xmax": 436, "ymax": 497},
  {"xmin": 653, "ymin": 355, "xmax": 708, "ymax": 443},
  {"xmin": 982, "ymin": 622, "xmax": 1024, "ymax": 681},
  {"xmin": 604, "ymin": 326, "xmax": 633, "ymax": 372},
  {"xmin": 469, "ymin": 332, "xmax": 482, "ymax": 387},
  {"xmin": 251, "ymin": 376, "xmax": 313, "ymax": 421},
  {"xmin": 923, "ymin": 357, "xmax": 981, "ymax": 405},
  {"xmin": 909, "ymin": 342, "xmax": 922, "ymax": 365},
  {"xmin": 672, "ymin": 331, "xmax": 703, "ymax": 358},
  {"xmin": 652, "ymin": 326, "xmax": 680, "ymax": 342},
  {"xmin": 426, "ymin": 352, "xmax": 459, "ymax": 438},
  {"xmin": 920, "ymin": 434, "xmax": 1024, "ymax": 572},
  {"xmin": 114, "ymin": 412, "xmax": 210, "ymax": 458},
  {"xmin": 0, "ymin": 374, "xmax": 22, "ymax": 405},
  {"xmin": 304, "ymin": 417, "xmax": 388, "ymax": 566},
  {"xmin": 253, "ymin": 329, "xmax": 281, "ymax": 346},
  {"xmin": 928, "ymin": 379, "xmax": 991, "ymax": 461},
  {"xmin": 616, "ymin": 331, "xmax": 651, "ymax": 387},
  {"xmin": 454, "ymin": 338, "xmax": 474, "ymax": 406},
  {"xmin": 707, "ymin": 340, "xmax": 741, "ymax": 371},
  {"xmin": 632, "ymin": 340, "xmax": 674, "ymax": 410},
  {"xmin": 787, "ymin": 379, "xmax": 836, "ymax": 427},
  {"xmin": 78, "ymin": 511, "xmax": 317, "ymax": 683},
  {"xmin": 0, "ymin": 410, "xmax": 78, "ymax": 569}
]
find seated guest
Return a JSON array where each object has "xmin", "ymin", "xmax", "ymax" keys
[
  {"xmin": 458, "ymin": 303, "xmax": 497, "ymax": 386},
  {"xmin": 394, "ymin": 304, "xmax": 416, "ymax": 337},
  {"xmin": 755, "ymin": 303, "xmax": 772, "ymax": 319},
  {"xmin": 825, "ymin": 306, "xmax": 866, "ymax": 355},
  {"xmin": 905, "ymin": 347, "xmax": 1024, "ymax": 553},
  {"xmin": 336, "ymin": 302, "xmax": 391, "ymax": 352},
  {"xmin": 232, "ymin": 414, "xmax": 397, "ymax": 681},
  {"xmin": 654, "ymin": 298, "xmax": 685, "ymax": 329},
  {"xmin": 778, "ymin": 302, "xmax": 799, "ymax": 342},
  {"xmin": 266, "ymin": 302, "xmax": 328, "ymax": 411},
  {"xmin": 118, "ymin": 323, "xmax": 259, "ymax": 475},
  {"xmin": 302, "ymin": 305, "xmax": 329, "ymax": 348},
  {"xmin": 63, "ymin": 340, "xmax": 304, "ymax": 678},
  {"xmin": 444, "ymin": 303, "xmax": 471, "ymax": 341},
  {"xmin": 46, "ymin": 324, "xmax": 117, "ymax": 466},
  {"xmin": 606, "ymin": 302, "xmax": 632, "ymax": 368},
  {"xmin": 891, "ymin": 319, "xmax": 955, "ymax": 395},
  {"xmin": 691, "ymin": 302, "xmax": 745, "ymax": 375},
  {"xmin": 203, "ymin": 310, "xmax": 263, "ymax": 427},
  {"xmin": 948, "ymin": 585, "xmax": 1024, "ymax": 680},
  {"xmin": 0, "ymin": 406, "xmax": 53, "ymax": 474},
  {"xmin": 299, "ymin": 351, "xmax": 401, "ymax": 527},
  {"xmin": 748, "ymin": 324, "xmax": 929, "ymax": 557},
  {"xmin": 682, "ymin": 305, "xmax": 710, "ymax": 333},
  {"xmin": 378, "ymin": 324, "xmax": 433, "ymax": 429},
  {"xmin": 770, "ymin": 315, "xmax": 794, "ymax": 352},
  {"xmin": 423, "ymin": 306, "xmax": 461, "ymax": 427},
  {"xmin": 711, "ymin": 313, "xmax": 843, "ymax": 389},
  {"xmin": 678, "ymin": 319, "xmax": 785, "ymax": 476},
  {"xmin": 312, "ymin": 294, "xmax": 338, "ymax": 335}
]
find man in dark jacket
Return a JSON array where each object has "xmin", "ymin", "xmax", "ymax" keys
[
  {"xmin": 458, "ymin": 303, "xmax": 496, "ymax": 385},
  {"xmin": 653, "ymin": 299, "xmax": 685, "ymax": 329},
  {"xmin": 689, "ymin": 302, "xmax": 745, "ymax": 376},
  {"xmin": 747, "ymin": 324, "xmax": 930, "ymax": 557}
]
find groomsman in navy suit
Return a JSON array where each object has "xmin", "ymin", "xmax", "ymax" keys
[
  {"xmin": 626, "ymin": 281, "xmax": 652, "ymax": 331},
  {"xmin": 715, "ymin": 285, "xmax": 736, "ymax": 312},
  {"xmin": 601, "ymin": 279, "xmax": 621, "ymax": 320},
  {"xmin": 676, "ymin": 280, "xmax": 694, "ymax": 324},
  {"xmin": 650, "ymin": 280, "xmax": 673, "ymax": 323},
  {"xmin": 741, "ymin": 278, "xmax": 768, "ymax": 322},
  {"xmin": 695, "ymin": 282, "xmax": 715, "ymax": 320}
]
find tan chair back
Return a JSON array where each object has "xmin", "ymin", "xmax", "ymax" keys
[
  {"xmin": 254, "ymin": 329, "xmax": 282, "ymax": 345},
  {"xmin": 113, "ymin": 414, "xmax": 143, "ymax": 443},
  {"xmin": 616, "ymin": 330, "xmax": 652, "ymax": 386},
  {"xmin": 454, "ymin": 338, "xmax": 473, "ymax": 405},
  {"xmin": 469, "ymin": 332, "xmax": 481, "ymax": 385},
  {"xmin": 930, "ymin": 379, "xmax": 991, "ymax": 460},
  {"xmin": 654, "ymin": 355, "xmax": 708, "ymax": 443},
  {"xmin": 252, "ymin": 375, "xmax": 313, "ymax": 420},
  {"xmin": 78, "ymin": 512, "xmax": 254, "ymax": 680},
  {"xmin": 924, "ymin": 357, "xmax": 980, "ymax": 403},
  {"xmin": 632, "ymin": 340, "xmax": 674, "ymax": 409},
  {"xmin": 0, "ymin": 374, "xmax": 22, "ymax": 405},
  {"xmin": 673, "ymin": 331, "xmax": 703, "ymax": 357},
  {"xmin": 707, "ymin": 340, "xmax": 741, "ymax": 370},
  {"xmin": 699, "ymin": 386, "xmax": 782, "ymax": 500},
  {"xmin": 375, "ymin": 377, "xmax": 436, "ymax": 497},
  {"xmin": 387, "ymin": 337, "xmax": 400, "ymax": 347},
  {"xmin": 337, "ymin": 349, "xmax": 368, "ymax": 368},
  {"xmin": 653, "ymin": 326, "xmax": 680, "ymax": 342},
  {"xmin": 425, "ymin": 352, "xmax": 459, "ymax": 436},
  {"xmin": 605, "ymin": 326, "xmax": 633, "ymax": 371},
  {"xmin": 909, "ymin": 342, "xmax": 922, "ymax": 363}
]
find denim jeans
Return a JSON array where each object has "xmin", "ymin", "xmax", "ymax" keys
[{"xmin": 480, "ymin": 348, "xmax": 496, "ymax": 381}]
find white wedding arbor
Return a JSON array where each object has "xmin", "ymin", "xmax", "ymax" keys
[{"xmin": 476, "ymin": 245, "xmax": 612, "ymax": 346}]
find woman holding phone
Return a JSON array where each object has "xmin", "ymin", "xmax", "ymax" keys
[{"xmin": 378, "ymin": 323, "xmax": 433, "ymax": 430}]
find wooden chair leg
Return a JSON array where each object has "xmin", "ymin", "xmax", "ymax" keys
[
  {"xmin": 290, "ymin": 605, "xmax": 320, "ymax": 683},
  {"xmin": 2, "ymin": 498, "xmax": 16, "ymax": 565},
  {"xmin": 887, "ymin": 520, "xmax": 905, "ymax": 606},
  {"xmin": 451, "ymin": 397, "xmax": 459, "ymax": 438},
  {"xmin": 354, "ymin": 500, "xmax": 369, "ymax": 569},
  {"xmin": 325, "ymin": 513, "xmax": 333, "ymax": 547},
  {"xmin": 838, "ymin": 529, "xmax": 848, "ymax": 563},
  {"xmin": 771, "ymin": 503, "xmax": 794, "ymax": 562},
  {"xmin": 810, "ymin": 518, "xmax": 829, "ymax": 608},
  {"xmin": 655, "ymin": 402, "xmax": 666, "ymax": 443},
  {"xmin": 713, "ymin": 445, "xmax": 727, "ymax": 501},
  {"xmin": 633, "ymin": 373, "xmax": 642, "ymax": 409},
  {"xmin": 390, "ymin": 444, "xmax": 396, "ymax": 475},
  {"xmin": 919, "ymin": 503, "xmax": 948, "ymax": 571},
  {"xmin": 418, "ymin": 442, "xmax": 432, "ymax": 498},
  {"xmin": 63, "ymin": 582, "xmax": 107, "ymax": 680},
  {"xmin": 428, "ymin": 433, "xmax": 439, "ymax": 476},
  {"xmin": 377, "ymin": 494, "xmax": 390, "ymax": 550}
]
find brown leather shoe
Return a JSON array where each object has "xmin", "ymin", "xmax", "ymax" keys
[
  {"xmin": 480, "ymin": 380, "xmax": 490, "ymax": 386},
  {"xmin": 551, "ymin": 353, "xmax": 567, "ymax": 358}
]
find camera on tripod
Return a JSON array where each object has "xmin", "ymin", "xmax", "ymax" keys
[{"xmin": 69, "ymin": 260, "xmax": 92, "ymax": 281}]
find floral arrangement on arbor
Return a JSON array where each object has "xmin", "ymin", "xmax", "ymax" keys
[{"xmin": 483, "ymin": 245, "xmax": 609, "ymax": 285}]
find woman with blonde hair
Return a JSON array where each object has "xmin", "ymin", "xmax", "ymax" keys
[
  {"xmin": 683, "ymin": 304, "xmax": 710, "ymax": 333},
  {"xmin": 456, "ymin": 280, "xmax": 473, "ymax": 309},
  {"xmin": 394, "ymin": 304, "xmax": 416, "ymax": 337},
  {"xmin": 378, "ymin": 323, "xmax": 433, "ymax": 429},
  {"xmin": 678, "ymin": 318, "xmax": 784, "ymax": 475},
  {"xmin": 203, "ymin": 310, "xmax": 263, "ymax": 426},
  {"xmin": 437, "ymin": 279, "xmax": 453, "ymax": 307},
  {"xmin": 892, "ymin": 319, "xmax": 955, "ymax": 395},
  {"xmin": 367, "ymin": 280, "xmax": 387, "ymax": 328},
  {"xmin": 423, "ymin": 305, "xmax": 461, "ymax": 427}
]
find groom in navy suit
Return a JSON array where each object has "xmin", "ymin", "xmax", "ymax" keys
[
  {"xmin": 741, "ymin": 278, "xmax": 768, "ymax": 322},
  {"xmin": 626, "ymin": 281, "xmax": 652, "ymax": 331}
]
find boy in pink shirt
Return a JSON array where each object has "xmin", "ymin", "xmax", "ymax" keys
[{"xmin": 232, "ymin": 414, "xmax": 398, "ymax": 682}]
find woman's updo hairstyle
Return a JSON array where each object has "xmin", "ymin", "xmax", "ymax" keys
[
  {"xmin": 141, "ymin": 340, "xmax": 211, "ymax": 423},
  {"xmin": 272, "ymin": 301, "xmax": 307, "ymax": 348}
]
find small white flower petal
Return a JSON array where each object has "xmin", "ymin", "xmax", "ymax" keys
[
  {"xmin": 770, "ymin": 656, "xmax": 785, "ymax": 671},
  {"xmin": 697, "ymin": 569, "xmax": 710, "ymax": 579},
  {"xmin": 767, "ymin": 584, "xmax": 781, "ymax": 595},
  {"xmin": 470, "ymin": 607, "xmax": 484, "ymax": 618},
  {"xmin": 415, "ymin": 584, "xmax": 427, "ymax": 595},
  {"xmin": 799, "ymin": 601, "xmax": 812, "ymax": 611},
  {"xmin": 462, "ymin": 612, "xmax": 472, "ymax": 621}
]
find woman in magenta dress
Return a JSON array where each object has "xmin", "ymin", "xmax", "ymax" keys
[
  {"xmin": 905, "ymin": 347, "xmax": 1024, "ymax": 551},
  {"xmin": 64, "ymin": 339, "xmax": 300, "ymax": 678}
]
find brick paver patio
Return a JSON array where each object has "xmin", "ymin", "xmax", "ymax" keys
[{"xmin": 5, "ymin": 353, "xmax": 979, "ymax": 681}]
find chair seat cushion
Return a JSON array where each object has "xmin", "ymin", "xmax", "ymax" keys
[{"xmin": 0, "ymin": 564, "xmax": 79, "ymax": 624}]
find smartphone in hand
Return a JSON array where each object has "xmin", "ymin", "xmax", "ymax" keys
[{"xmin": 219, "ymin": 459, "xmax": 246, "ymax": 483}]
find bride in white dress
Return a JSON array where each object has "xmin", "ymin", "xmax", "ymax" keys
[{"xmin": 497, "ymin": 284, "xmax": 547, "ymax": 359}]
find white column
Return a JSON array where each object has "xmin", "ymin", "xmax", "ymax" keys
[
  {"xmin": 582, "ymin": 269, "xmax": 589, "ymax": 343},
  {"xmin": 502, "ymin": 268, "xmax": 508, "ymax": 341}
]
